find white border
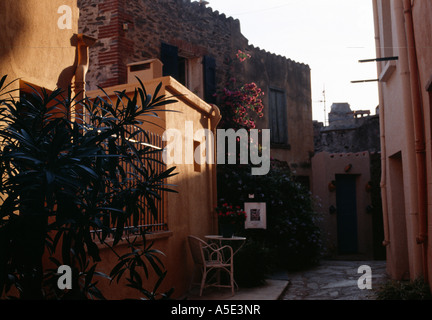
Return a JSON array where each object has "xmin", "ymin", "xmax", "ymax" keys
[{"xmin": 244, "ymin": 202, "xmax": 267, "ymax": 229}]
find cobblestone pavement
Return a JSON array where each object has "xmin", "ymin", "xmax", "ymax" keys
[{"xmin": 280, "ymin": 260, "xmax": 388, "ymax": 300}]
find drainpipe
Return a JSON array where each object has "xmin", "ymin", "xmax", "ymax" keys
[
  {"xmin": 372, "ymin": 0, "xmax": 390, "ymax": 247},
  {"xmin": 209, "ymin": 105, "xmax": 222, "ymax": 232},
  {"xmin": 402, "ymin": 0, "xmax": 428, "ymax": 282}
]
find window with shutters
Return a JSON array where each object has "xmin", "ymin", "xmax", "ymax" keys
[
  {"xmin": 160, "ymin": 42, "xmax": 216, "ymax": 103},
  {"xmin": 269, "ymin": 88, "xmax": 289, "ymax": 147}
]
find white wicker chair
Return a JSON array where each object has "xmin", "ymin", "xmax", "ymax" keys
[{"xmin": 188, "ymin": 235, "xmax": 234, "ymax": 296}]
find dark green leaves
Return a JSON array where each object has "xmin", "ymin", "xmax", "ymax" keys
[{"xmin": 0, "ymin": 75, "xmax": 177, "ymax": 299}]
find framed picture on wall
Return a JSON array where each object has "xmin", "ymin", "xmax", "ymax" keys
[{"xmin": 244, "ymin": 202, "xmax": 267, "ymax": 229}]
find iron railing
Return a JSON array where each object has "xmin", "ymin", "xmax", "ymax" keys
[{"xmin": 90, "ymin": 127, "xmax": 168, "ymax": 240}]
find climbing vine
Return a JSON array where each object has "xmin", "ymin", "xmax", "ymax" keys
[{"xmin": 216, "ymin": 50, "xmax": 264, "ymax": 130}]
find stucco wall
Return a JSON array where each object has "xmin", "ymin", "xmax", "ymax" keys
[
  {"xmin": 378, "ymin": 0, "xmax": 420, "ymax": 280},
  {"xmin": 373, "ymin": 0, "xmax": 432, "ymax": 282},
  {"xmin": 412, "ymin": 1, "xmax": 432, "ymax": 284},
  {"xmin": 0, "ymin": 0, "xmax": 79, "ymax": 91}
]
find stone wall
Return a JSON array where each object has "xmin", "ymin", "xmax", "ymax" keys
[
  {"xmin": 78, "ymin": 0, "xmax": 248, "ymax": 90},
  {"xmin": 314, "ymin": 114, "xmax": 381, "ymax": 154}
]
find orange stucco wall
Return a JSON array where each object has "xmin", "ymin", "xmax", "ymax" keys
[{"xmin": 0, "ymin": 0, "xmax": 79, "ymax": 92}]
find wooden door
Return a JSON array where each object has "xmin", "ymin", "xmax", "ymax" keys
[{"xmin": 336, "ymin": 174, "xmax": 358, "ymax": 254}]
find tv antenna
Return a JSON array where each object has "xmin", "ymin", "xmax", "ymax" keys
[{"xmin": 314, "ymin": 85, "xmax": 327, "ymax": 126}]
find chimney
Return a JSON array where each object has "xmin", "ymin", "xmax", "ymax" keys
[{"xmin": 127, "ymin": 59, "xmax": 163, "ymax": 84}]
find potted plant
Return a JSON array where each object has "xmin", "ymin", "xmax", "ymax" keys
[{"xmin": 215, "ymin": 203, "xmax": 246, "ymax": 238}]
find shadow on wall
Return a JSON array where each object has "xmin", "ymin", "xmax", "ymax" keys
[
  {"xmin": 56, "ymin": 35, "xmax": 80, "ymax": 91},
  {"xmin": 0, "ymin": 0, "xmax": 27, "ymax": 67}
]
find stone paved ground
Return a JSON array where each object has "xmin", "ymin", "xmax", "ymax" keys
[{"xmin": 280, "ymin": 260, "xmax": 388, "ymax": 300}]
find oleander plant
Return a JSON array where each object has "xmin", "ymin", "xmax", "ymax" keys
[{"xmin": 0, "ymin": 75, "xmax": 177, "ymax": 299}]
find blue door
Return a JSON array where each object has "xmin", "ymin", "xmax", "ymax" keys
[{"xmin": 336, "ymin": 175, "xmax": 358, "ymax": 254}]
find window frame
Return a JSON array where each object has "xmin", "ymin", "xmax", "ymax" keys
[{"xmin": 268, "ymin": 86, "xmax": 290, "ymax": 148}]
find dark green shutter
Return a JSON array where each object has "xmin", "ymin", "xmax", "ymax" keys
[
  {"xmin": 269, "ymin": 88, "xmax": 288, "ymax": 144},
  {"xmin": 203, "ymin": 55, "xmax": 216, "ymax": 103},
  {"xmin": 161, "ymin": 42, "xmax": 179, "ymax": 79},
  {"xmin": 269, "ymin": 89, "xmax": 278, "ymax": 143}
]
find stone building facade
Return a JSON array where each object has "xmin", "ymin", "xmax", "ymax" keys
[{"xmin": 77, "ymin": 0, "xmax": 314, "ymax": 180}]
